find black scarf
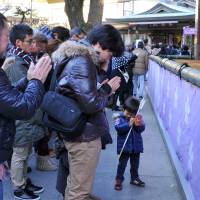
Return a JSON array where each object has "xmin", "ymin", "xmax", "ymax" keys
[{"xmin": 9, "ymin": 47, "xmax": 35, "ymax": 65}]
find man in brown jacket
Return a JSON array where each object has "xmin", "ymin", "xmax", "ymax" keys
[
  {"xmin": 52, "ymin": 24, "xmax": 124, "ymax": 200},
  {"xmin": 132, "ymin": 41, "xmax": 148, "ymax": 99}
]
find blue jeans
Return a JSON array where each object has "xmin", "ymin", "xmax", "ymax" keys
[
  {"xmin": 132, "ymin": 75, "xmax": 145, "ymax": 98},
  {"xmin": 0, "ymin": 180, "xmax": 3, "ymax": 200}
]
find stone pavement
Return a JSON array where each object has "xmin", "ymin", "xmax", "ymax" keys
[{"xmin": 3, "ymin": 96, "xmax": 184, "ymax": 200}]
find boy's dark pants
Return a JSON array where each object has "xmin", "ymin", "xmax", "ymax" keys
[{"xmin": 116, "ymin": 152, "xmax": 140, "ymax": 182}]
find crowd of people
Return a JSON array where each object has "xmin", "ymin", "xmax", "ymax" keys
[
  {"xmin": 142, "ymin": 40, "xmax": 191, "ymax": 56},
  {"xmin": 0, "ymin": 12, "xmax": 149, "ymax": 200}
]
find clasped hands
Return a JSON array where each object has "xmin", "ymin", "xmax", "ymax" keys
[
  {"xmin": 129, "ymin": 114, "xmax": 143, "ymax": 126},
  {"xmin": 27, "ymin": 54, "xmax": 52, "ymax": 83}
]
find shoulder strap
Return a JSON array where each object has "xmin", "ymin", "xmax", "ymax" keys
[{"xmin": 49, "ymin": 57, "xmax": 71, "ymax": 91}]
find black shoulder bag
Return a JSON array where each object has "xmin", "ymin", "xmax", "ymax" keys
[{"xmin": 41, "ymin": 58, "xmax": 87, "ymax": 138}]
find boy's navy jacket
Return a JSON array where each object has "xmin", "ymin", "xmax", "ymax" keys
[{"xmin": 114, "ymin": 113, "xmax": 145, "ymax": 154}]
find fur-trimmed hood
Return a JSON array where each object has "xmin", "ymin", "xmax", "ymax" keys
[{"xmin": 52, "ymin": 40, "xmax": 99, "ymax": 66}]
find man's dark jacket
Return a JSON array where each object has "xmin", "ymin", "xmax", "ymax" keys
[
  {"xmin": 0, "ymin": 62, "xmax": 45, "ymax": 163},
  {"xmin": 52, "ymin": 40, "xmax": 111, "ymax": 142}
]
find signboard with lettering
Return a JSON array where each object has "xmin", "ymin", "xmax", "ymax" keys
[{"xmin": 183, "ymin": 27, "xmax": 196, "ymax": 35}]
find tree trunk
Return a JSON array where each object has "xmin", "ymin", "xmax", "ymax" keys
[
  {"xmin": 87, "ymin": 0, "xmax": 104, "ymax": 27},
  {"xmin": 195, "ymin": 0, "xmax": 200, "ymax": 59},
  {"xmin": 64, "ymin": 0, "xmax": 85, "ymax": 28},
  {"xmin": 21, "ymin": 13, "xmax": 25, "ymax": 23},
  {"xmin": 64, "ymin": 0, "xmax": 104, "ymax": 31}
]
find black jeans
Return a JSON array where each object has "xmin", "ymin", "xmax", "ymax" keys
[
  {"xmin": 116, "ymin": 152, "xmax": 140, "ymax": 182},
  {"xmin": 35, "ymin": 130, "xmax": 52, "ymax": 156},
  {"xmin": 56, "ymin": 150, "xmax": 69, "ymax": 197}
]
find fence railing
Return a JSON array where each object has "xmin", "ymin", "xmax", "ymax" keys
[
  {"xmin": 159, "ymin": 55, "xmax": 194, "ymax": 60},
  {"xmin": 150, "ymin": 55, "xmax": 200, "ymax": 87},
  {"xmin": 148, "ymin": 56, "xmax": 200, "ymax": 200}
]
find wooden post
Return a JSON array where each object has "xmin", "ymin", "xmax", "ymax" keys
[{"xmin": 195, "ymin": 0, "xmax": 200, "ymax": 60}]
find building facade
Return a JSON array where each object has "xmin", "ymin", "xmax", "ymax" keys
[
  {"xmin": 0, "ymin": 0, "xmax": 172, "ymax": 27},
  {"xmin": 0, "ymin": 0, "xmax": 196, "ymax": 46},
  {"xmin": 106, "ymin": 0, "xmax": 195, "ymax": 45}
]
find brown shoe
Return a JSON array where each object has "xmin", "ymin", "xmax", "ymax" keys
[{"xmin": 114, "ymin": 179, "xmax": 123, "ymax": 191}]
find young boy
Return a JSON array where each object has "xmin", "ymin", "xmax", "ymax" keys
[{"xmin": 114, "ymin": 96, "xmax": 145, "ymax": 191}]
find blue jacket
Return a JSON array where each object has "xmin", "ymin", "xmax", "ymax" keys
[
  {"xmin": 4, "ymin": 56, "xmax": 46, "ymax": 147},
  {"xmin": 115, "ymin": 113, "xmax": 145, "ymax": 154},
  {"xmin": 0, "ymin": 66, "xmax": 45, "ymax": 163}
]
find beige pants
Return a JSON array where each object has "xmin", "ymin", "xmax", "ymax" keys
[
  {"xmin": 64, "ymin": 137, "xmax": 101, "ymax": 200},
  {"xmin": 11, "ymin": 144, "xmax": 32, "ymax": 188}
]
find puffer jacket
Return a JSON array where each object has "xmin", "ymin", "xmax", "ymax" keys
[
  {"xmin": 3, "ymin": 56, "xmax": 46, "ymax": 147},
  {"xmin": 52, "ymin": 40, "xmax": 111, "ymax": 142},
  {"xmin": 132, "ymin": 48, "xmax": 148, "ymax": 75},
  {"xmin": 114, "ymin": 113, "xmax": 145, "ymax": 154},
  {"xmin": 0, "ymin": 65, "xmax": 45, "ymax": 163}
]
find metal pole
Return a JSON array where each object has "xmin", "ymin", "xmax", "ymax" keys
[
  {"xmin": 195, "ymin": 0, "xmax": 200, "ymax": 60},
  {"xmin": 131, "ymin": 0, "xmax": 134, "ymax": 14},
  {"xmin": 30, "ymin": 0, "xmax": 33, "ymax": 25},
  {"xmin": 123, "ymin": 2, "xmax": 125, "ymax": 16}
]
